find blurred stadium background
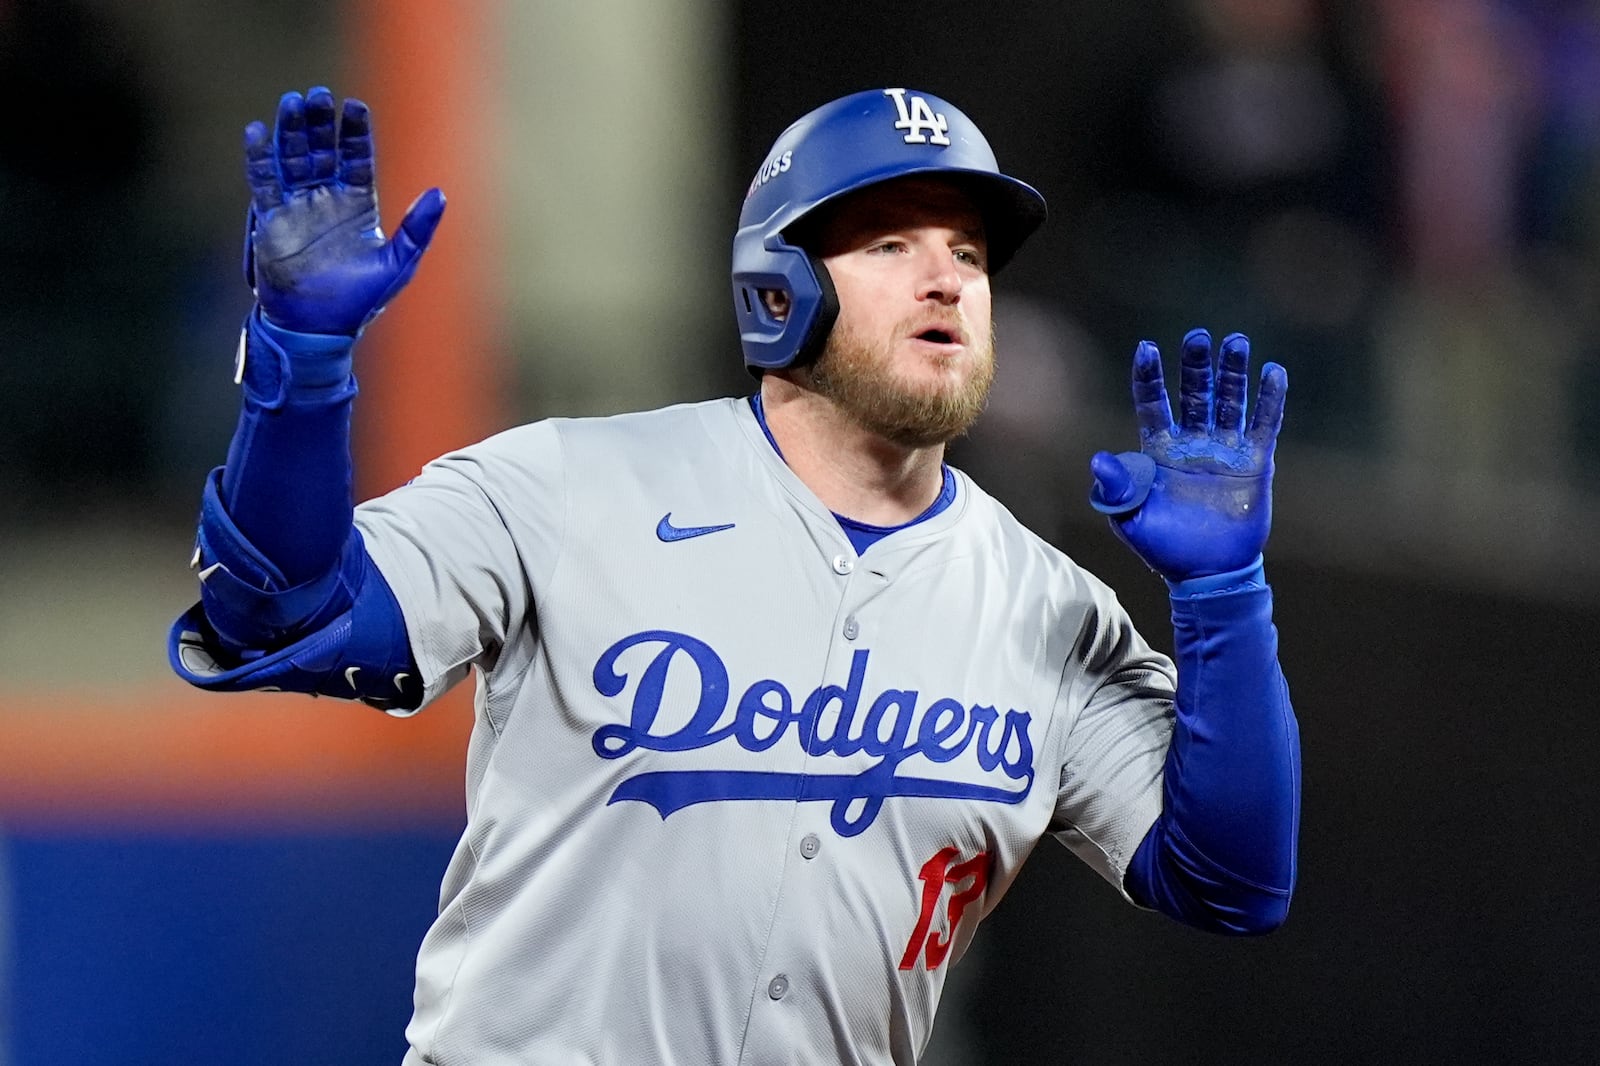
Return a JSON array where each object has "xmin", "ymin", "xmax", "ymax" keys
[{"xmin": 1, "ymin": 0, "xmax": 1597, "ymax": 1063}]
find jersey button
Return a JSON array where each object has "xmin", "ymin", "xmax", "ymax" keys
[
  {"xmin": 842, "ymin": 616, "xmax": 860, "ymax": 640},
  {"xmin": 800, "ymin": 833, "xmax": 821, "ymax": 859},
  {"xmin": 831, "ymin": 554, "xmax": 854, "ymax": 575},
  {"xmin": 768, "ymin": 974, "xmax": 790, "ymax": 1000}
]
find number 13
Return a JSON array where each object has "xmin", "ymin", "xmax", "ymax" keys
[{"xmin": 899, "ymin": 846, "xmax": 991, "ymax": 971}]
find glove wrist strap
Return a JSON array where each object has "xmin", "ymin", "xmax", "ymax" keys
[
  {"xmin": 1166, "ymin": 555, "xmax": 1267, "ymax": 598},
  {"xmin": 237, "ymin": 306, "xmax": 358, "ymax": 409}
]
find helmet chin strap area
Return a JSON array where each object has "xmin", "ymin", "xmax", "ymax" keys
[{"xmin": 790, "ymin": 255, "xmax": 840, "ymax": 370}]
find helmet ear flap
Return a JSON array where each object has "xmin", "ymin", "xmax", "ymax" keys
[
  {"xmin": 741, "ymin": 258, "xmax": 836, "ymax": 379},
  {"xmin": 732, "ymin": 235, "xmax": 822, "ymax": 372}
]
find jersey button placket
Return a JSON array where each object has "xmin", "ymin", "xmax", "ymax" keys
[{"xmin": 831, "ymin": 553, "xmax": 854, "ymax": 576}]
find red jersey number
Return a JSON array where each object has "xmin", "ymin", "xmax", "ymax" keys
[{"xmin": 899, "ymin": 846, "xmax": 990, "ymax": 971}]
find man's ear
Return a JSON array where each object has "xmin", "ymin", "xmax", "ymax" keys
[{"xmin": 761, "ymin": 289, "xmax": 792, "ymax": 322}]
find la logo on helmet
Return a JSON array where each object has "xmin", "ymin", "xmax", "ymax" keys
[{"xmin": 883, "ymin": 88, "xmax": 951, "ymax": 146}]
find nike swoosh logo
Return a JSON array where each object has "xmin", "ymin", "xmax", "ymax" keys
[{"xmin": 657, "ymin": 513, "xmax": 736, "ymax": 542}]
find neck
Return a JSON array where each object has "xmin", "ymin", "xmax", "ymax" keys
[{"xmin": 758, "ymin": 373, "xmax": 947, "ymax": 525}]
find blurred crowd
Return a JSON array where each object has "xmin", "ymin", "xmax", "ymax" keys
[{"xmin": 976, "ymin": 0, "xmax": 1599, "ymax": 486}]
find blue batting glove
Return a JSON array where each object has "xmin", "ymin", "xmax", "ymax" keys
[
  {"xmin": 1089, "ymin": 329, "xmax": 1287, "ymax": 582},
  {"xmin": 241, "ymin": 87, "xmax": 446, "ymax": 335}
]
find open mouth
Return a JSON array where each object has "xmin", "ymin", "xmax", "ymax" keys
[{"xmin": 915, "ymin": 328, "xmax": 959, "ymax": 345}]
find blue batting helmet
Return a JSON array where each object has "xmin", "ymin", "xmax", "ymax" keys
[{"xmin": 732, "ymin": 88, "xmax": 1047, "ymax": 373}]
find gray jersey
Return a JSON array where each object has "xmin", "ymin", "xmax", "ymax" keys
[{"xmin": 354, "ymin": 396, "xmax": 1176, "ymax": 1066}]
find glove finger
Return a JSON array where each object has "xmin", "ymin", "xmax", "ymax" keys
[
  {"xmin": 275, "ymin": 90, "xmax": 313, "ymax": 188},
  {"xmin": 337, "ymin": 97, "xmax": 375, "ymax": 189},
  {"xmin": 1178, "ymin": 327, "xmax": 1214, "ymax": 433},
  {"xmin": 1131, "ymin": 340, "xmax": 1174, "ymax": 438},
  {"xmin": 306, "ymin": 86, "xmax": 338, "ymax": 182},
  {"xmin": 1214, "ymin": 332, "xmax": 1250, "ymax": 440},
  {"xmin": 243, "ymin": 121, "xmax": 283, "ymax": 211},
  {"xmin": 1088, "ymin": 451, "xmax": 1156, "ymax": 514},
  {"xmin": 1246, "ymin": 362, "xmax": 1288, "ymax": 451},
  {"xmin": 391, "ymin": 187, "xmax": 448, "ymax": 269},
  {"xmin": 241, "ymin": 204, "xmax": 258, "ymax": 288}
]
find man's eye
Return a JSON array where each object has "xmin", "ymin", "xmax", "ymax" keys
[
  {"xmin": 869, "ymin": 241, "xmax": 906, "ymax": 254},
  {"xmin": 955, "ymin": 248, "xmax": 986, "ymax": 268}
]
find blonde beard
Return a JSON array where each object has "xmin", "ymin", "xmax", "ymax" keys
[{"xmin": 802, "ymin": 318, "xmax": 996, "ymax": 448}]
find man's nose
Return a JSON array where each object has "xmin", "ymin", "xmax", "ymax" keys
[{"xmin": 916, "ymin": 247, "xmax": 963, "ymax": 305}]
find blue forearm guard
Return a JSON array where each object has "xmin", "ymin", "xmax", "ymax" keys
[
  {"xmin": 193, "ymin": 466, "xmax": 358, "ymax": 651},
  {"xmin": 1124, "ymin": 557, "xmax": 1301, "ymax": 934},
  {"xmin": 170, "ymin": 532, "xmax": 422, "ymax": 714}
]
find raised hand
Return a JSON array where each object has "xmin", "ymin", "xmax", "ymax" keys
[
  {"xmin": 243, "ymin": 87, "xmax": 446, "ymax": 335},
  {"xmin": 1088, "ymin": 329, "xmax": 1287, "ymax": 581}
]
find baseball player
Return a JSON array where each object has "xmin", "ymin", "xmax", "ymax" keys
[{"xmin": 171, "ymin": 86, "xmax": 1300, "ymax": 1066}]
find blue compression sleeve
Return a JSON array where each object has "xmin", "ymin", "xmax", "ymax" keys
[
  {"xmin": 1123, "ymin": 557, "xmax": 1301, "ymax": 934},
  {"xmin": 220, "ymin": 308, "xmax": 357, "ymax": 585}
]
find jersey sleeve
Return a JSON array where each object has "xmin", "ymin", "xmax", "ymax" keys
[
  {"xmin": 353, "ymin": 420, "xmax": 567, "ymax": 710},
  {"xmin": 1047, "ymin": 577, "xmax": 1177, "ymax": 898}
]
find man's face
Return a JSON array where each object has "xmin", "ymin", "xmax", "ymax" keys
[{"xmin": 799, "ymin": 177, "xmax": 995, "ymax": 448}]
